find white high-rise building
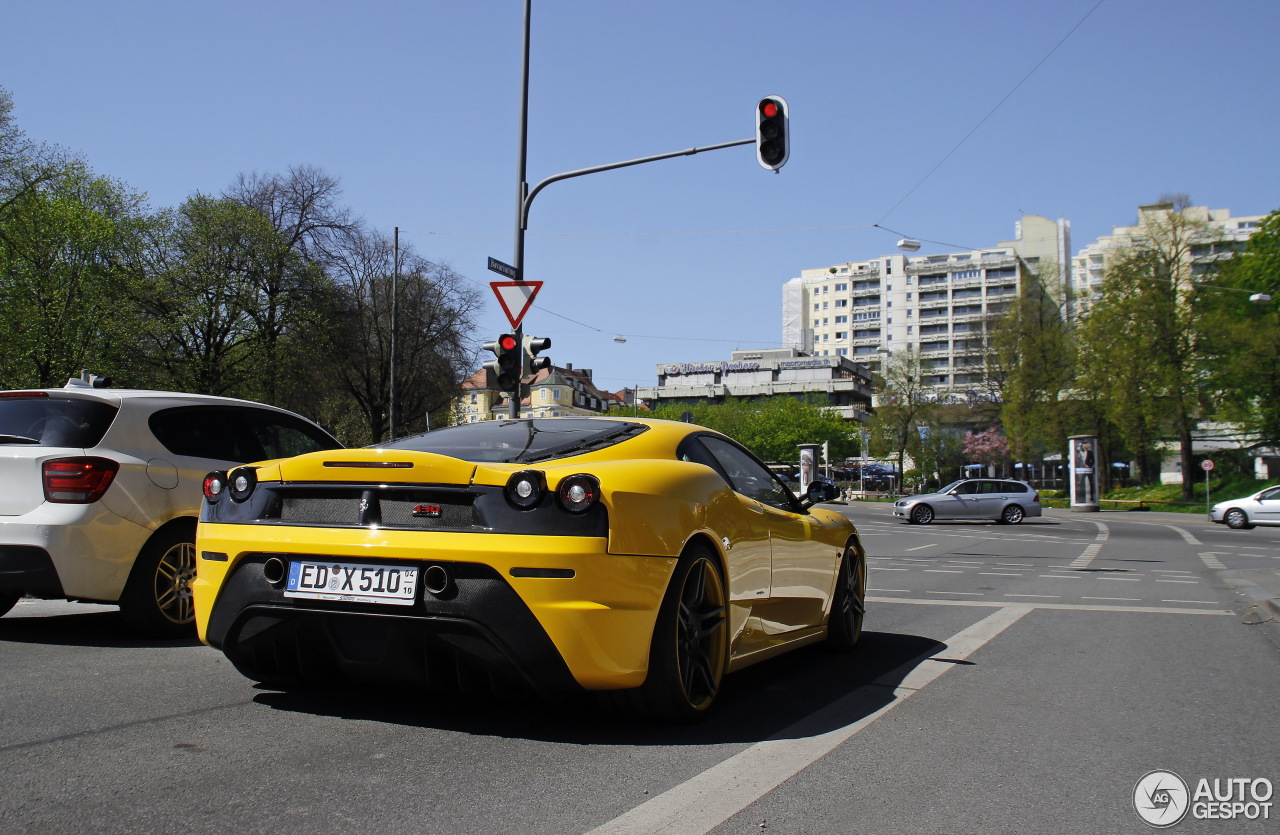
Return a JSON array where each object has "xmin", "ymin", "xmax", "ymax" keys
[
  {"xmin": 1069, "ymin": 203, "xmax": 1266, "ymax": 318},
  {"xmin": 781, "ymin": 215, "xmax": 1071, "ymax": 388}
]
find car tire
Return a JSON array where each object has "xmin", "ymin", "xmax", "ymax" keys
[
  {"xmin": 826, "ymin": 546, "xmax": 866, "ymax": 651},
  {"xmin": 910, "ymin": 504, "xmax": 934, "ymax": 525},
  {"xmin": 1224, "ymin": 509, "xmax": 1253, "ymax": 530},
  {"xmin": 608, "ymin": 545, "xmax": 728, "ymax": 722},
  {"xmin": 999, "ymin": 504, "xmax": 1025, "ymax": 525},
  {"xmin": 119, "ymin": 525, "xmax": 197, "ymax": 638},
  {"xmin": 0, "ymin": 591, "xmax": 20, "ymax": 618}
]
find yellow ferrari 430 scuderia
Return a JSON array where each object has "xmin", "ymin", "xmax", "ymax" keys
[{"xmin": 194, "ymin": 417, "xmax": 866, "ymax": 720}]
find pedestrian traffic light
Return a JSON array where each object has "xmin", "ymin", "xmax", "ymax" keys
[
  {"xmin": 756, "ymin": 95, "xmax": 789, "ymax": 171},
  {"xmin": 483, "ymin": 333, "xmax": 521, "ymax": 393},
  {"xmin": 523, "ymin": 335, "xmax": 551, "ymax": 375}
]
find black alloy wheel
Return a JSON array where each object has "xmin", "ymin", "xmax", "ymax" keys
[
  {"xmin": 826, "ymin": 546, "xmax": 866, "ymax": 651},
  {"xmin": 910, "ymin": 504, "xmax": 934, "ymax": 525},
  {"xmin": 616, "ymin": 546, "xmax": 728, "ymax": 722}
]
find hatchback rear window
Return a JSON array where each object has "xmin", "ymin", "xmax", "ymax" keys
[{"xmin": 0, "ymin": 397, "xmax": 118, "ymax": 447}]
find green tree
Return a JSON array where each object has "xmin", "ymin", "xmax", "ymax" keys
[
  {"xmin": 1201, "ymin": 209, "xmax": 1280, "ymax": 446},
  {"xmin": 866, "ymin": 347, "xmax": 936, "ymax": 477},
  {"xmin": 647, "ymin": 396, "xmax": 855, "ymax": 464},
  {"xmin": 991, "ymin": 260, "xmax": 1076, "ymax": 464},
  {"xmin": 0, "ymin": 162, "xmax": 149, "ymax": 387},
  {"xmin": 130, "ymin": 195, "xmax": 290, "ymax": 395},
  {"xmin": 1076, "ymin": 204, "xmax": 1218, "ymax": 498}
]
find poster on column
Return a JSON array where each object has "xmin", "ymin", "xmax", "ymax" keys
[
  {"xmin": 798, "ymin": 444, "xmax": 820, "ymax": 495},
  {"xmin": 1069, "ymin": 435, "xmax": 1099, "ymax": 512}
]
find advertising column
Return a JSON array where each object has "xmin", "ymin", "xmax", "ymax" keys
[
  {"xmin": 1069, "ymin": 434, "xmax": 1099, "ymax": 512},
  {"xmin": 798, "ymin": 444, "xmax": 820, "ymax": 495}
]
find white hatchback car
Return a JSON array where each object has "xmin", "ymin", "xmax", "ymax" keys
[
  {"xmin": 1210, "ymin": 486, "xmax": 1280, "ymax": 530},
  {"xmin": 0, "ymin": 378, "xmax": 340, "ymax": 635}
]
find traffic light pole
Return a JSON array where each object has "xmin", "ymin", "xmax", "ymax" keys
[{"xmin": 509, "ymin": 0, "xmax": 757, "ymax": 417}]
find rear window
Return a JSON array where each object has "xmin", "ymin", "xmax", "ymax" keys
[
  {"xmin": 384, "ymin": 418, "xmax": 648, "ymax": 463},
  {"xmin": 149, "ymin": 406, "xmax": 341, "ymax": 463},
  {"xmin": 0, "ymin": 396, "xmax": 118, "ymax": 447},
  {"xmin": 1001, "ymin": 481, "xmax": 1028, "ymax": 493}
]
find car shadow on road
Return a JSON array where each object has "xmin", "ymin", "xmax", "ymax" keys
[
  {"xmin": 250, "ymin": 629, "xmax": 947, "ymax": 746},
  {"xmin": 0, "ymin": 609, "xmax": 202, "ymax": 649}
]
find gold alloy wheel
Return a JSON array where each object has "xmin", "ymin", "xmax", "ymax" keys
[{"xmin": 154, "ymin": 540, "xmax": 197, "ymax": 624}]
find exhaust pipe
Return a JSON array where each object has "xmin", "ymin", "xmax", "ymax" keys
[
  {"xmin": 423, "ymin": 564, "xmax": 452, "ymax": 596},
  {"xmin": 262, "ymin": 556, "xmax": 287, "ymax": 587}
]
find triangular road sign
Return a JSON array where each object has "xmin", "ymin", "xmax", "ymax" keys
[{"xmin": 491, "ymin": 281, "xmax": 543, "ymax": 329}]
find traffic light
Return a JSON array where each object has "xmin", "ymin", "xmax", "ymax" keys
[
  {"xmin": 755, "ymin": 95, "xmax": 789, "ymax": 171},
  {"xmin": 523, "ymin": 335, "xmax": 551, "ymax": 376},
  {"xmin": 483, "ymin": 333, "xmax": 521, "ymax": 393}
]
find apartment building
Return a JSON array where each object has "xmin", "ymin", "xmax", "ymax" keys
[
  {"xmin": 781, "ymin": 215, "xmax": 1071, "ymax": 388},
  {"xmin": 1069, "ymin": 203, "xmax": 1266, "ymax": 318}
]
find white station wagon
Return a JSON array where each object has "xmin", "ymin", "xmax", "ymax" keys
[{"xmin": 0, "ymin": 378, "xmax": 340, "ymax": 635}]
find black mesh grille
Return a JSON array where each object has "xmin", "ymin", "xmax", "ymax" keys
[{"xmin": 275, "ymin": 487, "xmax": 478, "ymax": 529}]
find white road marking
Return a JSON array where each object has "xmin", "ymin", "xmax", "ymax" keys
[
  {"xmin": 1083, "ymin": 596, "xmax": 1141, "ymax": 601},
  {"xmin": 1162, "ymin": 600, "xmax": 1219, "ymax": 605},
  {"xmin": 905, "ymin": 545, "xmax": 934, "ymax": 552},
  {"xmin": 587, "ymin": 607, "xmax": 1033, "ymax": 835},
  {"xmin": 1040, "ymin": 575, "xmax": 1084, "ymax": 580},
  {"xmin": 925, "ymin": 569, "xmax": 964, "ymax": 574},
  {"xmin": 1068, "ymin": 520, "xmax": 1109, "ymax": 569},
  {"xmin": 1006, "ymin": 593, "xmax": 1060, "ymax": 598},
  {"xmin": 979, "ymin": 572, "xmax": 1024, "ymax": 577},
  {"xmin": 867, "ymin": 596, "xmax": 1231, "ymax": 615},
  {"xmin": 1200, "ymin": 552, "xmax": 1227, "ymax": 570}
]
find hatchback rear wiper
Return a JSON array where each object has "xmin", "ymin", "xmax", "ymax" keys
[{"xmin": 0, "ymin": 434, "xmax": 39, "ymax": 444}]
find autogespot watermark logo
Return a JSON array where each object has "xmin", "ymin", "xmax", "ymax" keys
[
  {"xmin": 1134, "ymin": 769, "xmax": 1274, "ymax": 828},
  {"xmin": 1134, "ymin": 770, "xmax": 1190, "ymax": 828}
]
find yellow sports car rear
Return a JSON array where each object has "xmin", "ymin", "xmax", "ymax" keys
[{"xmin": 194, "ymin": 417, "xmax": 865, "ymax": 720}]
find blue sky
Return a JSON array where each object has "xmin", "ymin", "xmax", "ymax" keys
[{"xmin": 5, "ymin": 1, "xmax": 1278, "ymax": 393}]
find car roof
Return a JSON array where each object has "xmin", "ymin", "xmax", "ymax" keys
[{"xmin": 2, "ymin": 385, "xmax": 310, "ymax": 415}]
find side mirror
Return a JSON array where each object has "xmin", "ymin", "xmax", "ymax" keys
[{"xmin": 805, "ymin": 480, "xmax": 839, "ymax": 505}]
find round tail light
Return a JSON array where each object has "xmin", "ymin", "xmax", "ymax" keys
[
  {"xmin": 203, "ymin": 471, "xmax": 228, "ymax": 503},
  {"xmin": 506, "ymin": 470, "xmax": 547, "ymax": 510},
  {"xmin": 557, "ymin": 474, "xmax": 600, "ymax": 514},
  {"xmin": 228, "ymin": 467, "xmax": 258, "ymax": 502}
]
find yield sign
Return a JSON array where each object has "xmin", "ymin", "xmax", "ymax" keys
[{"xmin": 490, "ymin": 281, "xmax": 543, "ymax": 330}]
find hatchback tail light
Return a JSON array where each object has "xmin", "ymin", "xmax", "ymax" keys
[
  {"xmin": 1031, "ymin": 492, "xmax": 1040, "ymax": 504},
  {"xmin": 43, "ymin": 457, "xmax": 119, "ymax": 503}
]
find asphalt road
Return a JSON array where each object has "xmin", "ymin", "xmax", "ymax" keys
[{"xmin": 1, "ymin": 506, "xmax": 1277, "ymax": 834}]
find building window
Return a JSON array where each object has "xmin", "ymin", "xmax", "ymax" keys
[
  {"xmin": 835, "ymin": 299, "xmax": 848, "ymax": 308},
  {"xmin": 835, "ymin": 283, "xmax": 848, "ymax": 291},
  {"xmin": 836, "ymin": 348, "xmax": 848, "ymax": 356},
  {"xmin": 835, "ymin": 315, "xmax": 847, "ymax": 324}
]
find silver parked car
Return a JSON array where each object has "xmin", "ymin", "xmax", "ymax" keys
[
  {"xmin": 0, "ymin": 378, "xmax": 341, "ymax": 635},
  {"xmin": 894, "ymin": 478, "xmax": 1042, "ymax": 525},
  {"xmin": 1210, "ymin": 486, "xmax": 1280, "ymax": 529}
]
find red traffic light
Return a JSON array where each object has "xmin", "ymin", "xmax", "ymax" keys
[
  {"xmin": 499, "ymin": 334, "xmax": 518, "ymax": 351},
  {"xmin": 761, "ymin": 100, "xmax": 779, "ymax": 119}
]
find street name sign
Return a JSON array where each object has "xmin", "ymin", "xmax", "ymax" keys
[
  {"xmin": 491, "ymin": 281, "xmax": 543, "ymax": 329},
  {"xmin": 487, "ymin": 256, "xmax": 520, "ymax": 280}
]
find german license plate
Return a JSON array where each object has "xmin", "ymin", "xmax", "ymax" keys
[{"xmin": 284, "ymin": 560, "xmax": 418, "ymax": 606}]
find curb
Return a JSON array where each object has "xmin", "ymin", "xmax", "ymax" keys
[{"xmin": 1220, "ymin": 570, "xmax": 1280, "ymax": 623}]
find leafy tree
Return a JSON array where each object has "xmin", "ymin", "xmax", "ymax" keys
[
  {"xmin": 0, "ymin": 162, "xmax": 149, "ymax": 388},
  {"xmin": 1075, "ymin": 205, "xmax": 1218, "ymax": 498},
  {"xmin": 866, "ymin": 347, "xmax": 936, "ymax": 477},
  {"xmin": 1200, "ymin": 209, "xmax": 1280, "ymax": 446},
  {"xmin": 991, "ymin": 260, "xmax": 1075, "ymax": 463},
  {"xmin": 647, "ymin": 396, "xmax": 855, "ymax": 464},
  {"xmin": 129, "ymin": 195, "xmax": 291, "ymax": 395}
]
